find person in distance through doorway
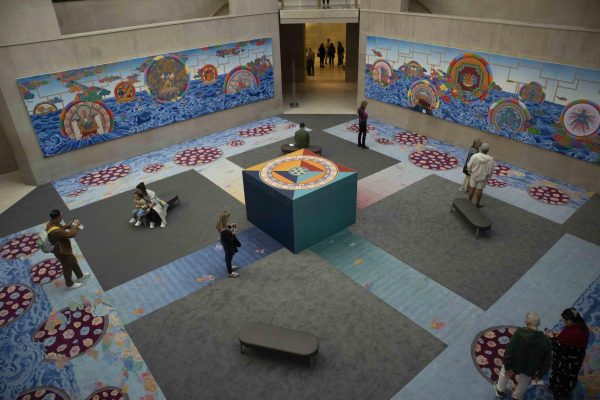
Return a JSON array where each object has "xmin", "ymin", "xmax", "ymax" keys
[{"xmin": 357, "ymin": 100, "xmax": 369, "ymax": 149}]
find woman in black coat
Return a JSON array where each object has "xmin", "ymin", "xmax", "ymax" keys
[
  {"xmin": 216, "ymin": 211, "xmax": 241, "ymax": 278},
  {"xmin": 327, "ymin": 43, "xmax": 335, "ymax": 67},
  {"xmin": 318, "ymin": 43, "xmax": 326, "ymax": 68},
  {"xmin": 337, "ymin": 42, "xmax": 345, "ymax": 67}
]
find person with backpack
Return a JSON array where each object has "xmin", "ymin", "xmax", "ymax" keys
[
  {"xmin": 459, "ymin": 138, "xmax": 482, "ymax": 191},
  {"xmin": 216, "ymin": 211, "xmax": 241, "ymax": 278},
  {"xmin": 45, "ymin": 209, "xmax": 89, "ymax": 289}
]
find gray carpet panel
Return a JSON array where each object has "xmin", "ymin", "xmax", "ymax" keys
[
  {"xmin": 127, "ymin": 249, "xmax": 446, "ymax": 400},
  {"xmin": 563, "ymin": 193, "xmax": 600, "ymax": 246},
  {"xmin": 350, "ymin": 174, "xmax": 565, "ymax": 310}
]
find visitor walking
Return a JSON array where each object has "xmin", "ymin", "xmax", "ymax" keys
[
  {"xmin": 337, "ymin": 41, "xmax": 345, "ymax": 67},
  {"xmin": 459, "ymin": 138, "xmax": 482, "ymax": 191},
  {"xmin": 216, "ymin": 211, "xmax": 241, "ymax": 278},
  {"xmin": 467, "ymin": 143, "xmax": 494, "ymax": 208},
  {"xmin": 306, "ymin": 48, "xmax": 315, "ymax": 76},
  {"xmin": 327, "ymin": 43, "xmax": 335, "ymax": 67},
  {"xmin": 318, "ymin": 43, "xmax": 326, "ymax": 68},
  {"xmin": 357, "ymin": 100, "xmax": 369, "ymax": 149}
]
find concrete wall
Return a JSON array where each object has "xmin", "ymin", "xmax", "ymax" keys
[
  {"xmin": 280, "ymin": 24, "xmax": 306, "ymax": 83},
  {"xmin": 357, "ymin": 10, "xmax": 600, "ymax": 191},
  {"xmin": 419, "ymin": 0, "xmax": 600, "ymax": 29},
  {"xmin": 345, "ymin": 23, "xmax": 359, "ymax": 82},
  {"xmin": 0, "ymin": 1, "xmax": 282, "ymax": 185},
  {"xmin": 52, "ymin": 0, "xmax": 229, "ymax": 34},
  {"xmin": 0, "ymin": 115, "xmax": 17, "ymax": 174}
]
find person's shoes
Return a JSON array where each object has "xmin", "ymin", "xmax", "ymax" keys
[
  {"xmin": 228, "ymin": 272, "xmax": 240, "ymax": 278},
  {"xmin": 494, "ymin": 383, "xmax": 505, "ymax": 398},
  {"xmin": 76, "ymin": 272, "xmax": 91, "ymax": 283},
  {"xmin": 476, "ymin": 203, "xmax": 484, "ymax": 208},
  {"xmin": 149, "ymin": 222, "xmax": 155, "ymax": 229},
  {"xmin": 129, "ymin": 218, "xmax": 136, "ymax": 224},
  {"xmin": 67, "ymin": 282, "xmax": 82, "ymax": 290},
  {"xmin": 357, "ymin": 144, "xmax": 362, "ymax": 147},
  {"xmin": 459, "ymin": 186, "xmax": 466, "ymax": 192},
  {"xmin": 160, "ymin": 222, "xmax": 167, "ymax": 228},
  {"xmin": 362, "ymin": 145, "xmax": 369, "ymax": 149},
  {"xmin": 134, "ymin": 220, "xmax": 141, "ymax": 227}
]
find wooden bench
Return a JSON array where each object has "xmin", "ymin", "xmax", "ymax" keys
[
  {"xmin": 238, "ymin": 322, "xmax": 319, "ymax": 366},
  {"xmin": 451, "ymin": 198, "xmax": 492, "ymax": 239},
  {"xmin": 281, "ymin": 144, "xmax": 322, "ymax": 155}
]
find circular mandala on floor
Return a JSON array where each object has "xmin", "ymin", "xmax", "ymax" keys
[
  {"xmin": 30, "ymin": 259, "xmax": 63, "ymax": 285},
  {"xmin": 394, "ymin": 131, "xmax": 428, "ymax": 145},
  {"xmin": 494, "ymin": 164, "xmax": 511, "ymax": 176},
  {"xmin": 472, "ymin": 325, "xmax": 517, "ymax": 384},
  {"xmin": 239, "ymin": 124, "xmax": 275, "ymax": 137},
  {"xmin": 33, "ymin": 304, "xmax": 107, "ymax": 361},
  {"xmin": 143, "ymin": 163, "xmax": 164, "ymax": 173},
  {"xmin": 228, "ymin": 139, "xmax": 245, "ymax": 147},
  {"xmin": 66, "ymin": 188, "xmax": 88, "ymax": 198},
  {"xmin": 84, "ymin": 387, "xmax": 128, "ymax": 400},
  {"xmin": 347, "ymin": 123, "xmax": 375, "ymax": 133},
  {"xmin": 0, "ymin": 284, "xmax": 35, "ymax": 328},
  {"xmin": 17, "ymin": 386, "xmax": 71, "ymax": 400},
  {"xmin": 528, "ymin": 186, "xmax": 570, "ymax": 205},
  {"xmin": 174, "ymin": 146, "xmax": 222, "ymax": 166},
  {"xmin": 79, "ymin": 165, "xmax": 131, "ymax": 186},
  {"xmin": 1, "ymin": 233, "xmax": 39, "ymax": 260},
  {"xmin": 375, "ymin": 137, "xmax": 393, "ymax": 145},
  {"xmin": 409, "ymin": 150, "xmax": 458, "ymax": 170},
  {"xmin": 487, "ymin": 177, "xmax": 507, "ymax": 188}
]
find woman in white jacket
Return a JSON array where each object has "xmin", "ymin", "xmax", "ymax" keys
[{"xmin": 136, "ymin": 182, "xmax": 168, "ymax": 228}]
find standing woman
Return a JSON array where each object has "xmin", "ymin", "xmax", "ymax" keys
[
  {"xmin": 327, "ymin": 43, "xmax": 335, "ymax": 67},
  {"xmin": 136, "ymin": 182, "xmax": 168, "ymax": 229},
  {"xmin": 547, "ymin": 308, "xmax": 590, "ymax": 400},
  {"xmin": 460, "ymin": 138, "xmax": 482, "ymax": 192},
  {"xmin": 357, "ymin": 100, "xmax": 369, "ymax": 149},
  {"xmin": 318, "ymin": 43, "xmax": 326, "ymax": 68},
  {"xmin": 337, "ymin": 41, "xmax": 345, "ymax": 67},
  {"xmin": 216, "ymin": 211, "xmax": 241, "ymax": 278}
]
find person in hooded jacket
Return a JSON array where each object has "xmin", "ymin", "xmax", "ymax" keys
[
  {"xmin": 546, "ymin": 308, "xmax": 590, "ymax": 400},
  {"xmin": 495, "ymin": 312, "xmax": 551, "ymax": 400}
]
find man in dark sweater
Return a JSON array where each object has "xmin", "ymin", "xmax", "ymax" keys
[
  {"xmin": 294, "ymin": 122, "xmax": 310, "ymax": 149},
  {"xmin": 46, "ymin": 209, "xmax": 90, "ymax": 289},
  {"xmin": 495, "ymin": 312, "xmax": 551, "ymax": 399}
]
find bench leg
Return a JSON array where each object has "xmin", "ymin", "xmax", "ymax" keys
[
  {"xmin": 475, "ymin": 228, "xmax": 480, "ymax": 239},
  {"xmin": 240, "ymin": 343, "xmax": 244, "ymax": 354},
  {"xmin": 450, "ymin": 204, "xmax": 455, "ymax": 212},
  {"xmin": 310, "ymin": 355, "xmax": 315, "ymax": 367}
]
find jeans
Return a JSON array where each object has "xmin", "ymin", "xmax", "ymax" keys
[
  {"xmin": 224, "ymin": 249, "xmax": 235, "ymax": 274},
  {"xmin": 131, "ymin": 208, "xmax": 146, "ymax": 219},
  {"xmin": 358, "ymin": 120, "xmax": 367, "ymax": 146}
]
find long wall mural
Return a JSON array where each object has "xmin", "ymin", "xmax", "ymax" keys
[
  {"xmin": 17, "ymin": 38, "xmax": 274, "ymax": 157},
  {"xmin": 365, "ymin": 36, "xmax": 600, "ymax": 164}
]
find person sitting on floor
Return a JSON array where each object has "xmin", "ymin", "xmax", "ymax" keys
[
  {"xmin": 294, "ymin": 122, "xmax": 310, "ymax": 149},
  {"xmin": 136, "ymin": 182, "xmax": 168, "ymax": 229},
  {"xmin": 129, "ymin": 189, "xmax": 148, "ymax": 227}
]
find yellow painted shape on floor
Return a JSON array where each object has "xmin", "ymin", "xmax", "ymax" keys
[{"xmin": 354, "ymin": 258, "xmax": 363, "ymax": 266}]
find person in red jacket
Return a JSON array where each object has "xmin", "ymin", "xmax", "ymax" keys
[{"xmin": 546, "ymin": 308, "xmax": 590, "ymax": 400}]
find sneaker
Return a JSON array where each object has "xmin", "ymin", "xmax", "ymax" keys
[
  {"xmin": 129, "ymin": 218, "xmax": 136, "ymax": 224},
  {"xmin": 76, "ymin": 272, "xmax": 90, "ymax": 283},
  {"xmin": 150, "ymin": 222, "xmax": 155, "ymax": 229},
  {"xmin": 67, "ymin": 282, "xmax": 82, "ymax": 290},
  {"xmin": 476, "ymin": 203, "xmax": 484, "ymax": 208},
  {"xmin": 134, "ymin": 220, "xmax": 141, "ymax": 227},
  {"xmin": 362, "ymin": 145, "xmax": 370, "ymax": 149},
  {"xmin": 494, "ymin": 383, "xmax": 505, "ymax": 398},
  {"xmin": 160, "ymin": 222, "xmax": 167, "ymax": 228},
  {"xmin": 357, "ymin": 143, "xmax": 361, "ymax": 147},
  {"xmin": 228, "ymin": 272, "xmax": 240, "ymax": 278}
]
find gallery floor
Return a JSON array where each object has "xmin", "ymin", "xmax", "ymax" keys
[{"xmin": 1, "ymin": 114, "xmax": 599, "ymax": 400}]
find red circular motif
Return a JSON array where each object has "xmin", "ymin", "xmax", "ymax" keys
[
  {"xmin": 375, "ymin": 137, "xmax": 393, "ymax": 145},
  {"xmin": 228, "ymin": 139, "xmax": 245, "ymax": 147},
  {"xmin": 528, "ymin": 186, "xmax": 570, "ymax": 205},
  {"xmin": 143, "ymin": 163, "xmax": 164, "ymax": 173},
  {"xmin": 347, "ymin": 123, "xmax": 375, "ymax": 133},
  {"xmin": 408, "ymin": 150, "xmax": 458, "ymax": 171},
  {"xmin": 79, "ymin": 165, "xmax": 131, "ymax": 186},
  {"xmin": 33, "ymin": 304, "xmax": 107, "ymax": 361},
  {"xmin": 66, "ymin": 188, "xmax": 88, "ymax": 197},
  {"xmin": 394, "ymin": 131, "xmax": 428, "ymax": 145},
  {"xmin": 30, "ymin": 259, "xmax": 63, "ymax": 285},
  {"xmin": 0, "ymin": 284, "xmax": 35, "ymax": 328},
  {"xmin": 174, "ymin": 146, "xmax": 222, "ymax": 166},
  {"xmin": 487, "ymin": 177, "xmax": 507, "ymax": 188},
  {"xmin": 494, "ymin": 164, "xmax": 511, "ymax": 176},
  {"xmin": 472, "ymin": 326, "xmax": 517, "ymax": 384},
  {"xmin": 239, "ymin": 124, "xmax": 275, "ymax": 137},
  {"xmin": 1, "ymin": 234, "xmax": 39, "ymax": 260},
  {"xmin": 17, "ymin": 387, "xmax": 70, "ymax": 400},
  {"xmin": 84, "ymin": 387, "xmax": 128, "ymax": 400}
]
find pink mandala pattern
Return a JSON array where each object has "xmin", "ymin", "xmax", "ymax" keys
[
  {"xmin": 85, "ymin": 387, "xmax": 128, "ymax": 400},
  {"xmin": 0, "ymin": 284, "xmax": 35, "ymax": 328},
  {"xmin": 239, "ymin": 124, "xmax": 275, "ymax": 137},
  {"xmin": 528, "ymin": 186, "xmax": 570, "ymax": 205},
  {"xmin": 409, "ymin": 150, "xmax": 458, "ymax": 170},
  {"xmin": 174, "ymin": 147, "xmax": 222, "ymax": 166},
  {"xmin": 375, "ymin": 137, "xmax": 393, "ymax": 145},
  {"xmin": 17, "ymin": 387, "xmax": 70, "ymax": 400},
  {"xmin": 143, "ymin": 163, "xmax": 164, "ymax": 173},
  {"xmin": 494, "ymin": 164, "xmax": 511, "ymax": 176},
  {"xmin": 79, "ymin": 165, "xmax": 131, "ymax": 186},
  {"xmin": 228, "ymin": 139, "xmax": 245, "ymax": 147},
  {"xmin": 66, "ymin": 188, "xmax": 88, "ymax": 197},
  {"xmin": 394, "ymin": 131, "xmax": 428, "ymax": 145},
  {"xmin": 30, "ymin": 259, "xmax": 63, "ymax": 285},
  {"xmin": 33, "ymin": 304, "xmax": 107, "ymax": 361},
  {"xmin": 347, "ymin": 123, "xmax": 375, "ymax": 133},
  {"xmin": 487, "ymin": 177, "xmax": 507, "ymax": 188},
  {"xmin": 472, "ymin": 326, "xmax": 517, "ymax": 384},
  {"xmin": 1, "ymin": 233, "xmax": 39, "ymax": 259}
]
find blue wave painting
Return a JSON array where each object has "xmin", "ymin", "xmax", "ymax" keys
[{"xmin": 17, "ymin": 38, "xmax": 274, "ymax": 157}]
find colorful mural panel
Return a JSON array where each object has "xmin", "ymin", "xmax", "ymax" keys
[
  {"xmin": 365, "ymin": 36, "xmax": 600, "ymax": 164},
  {"xmin": 17, "ymin": 38, "xmax": 274, "ymax": 157}
]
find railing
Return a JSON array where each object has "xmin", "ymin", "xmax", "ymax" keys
[{"xmin": 280, "ymin": 0, "xmax": 358, "ymax": 9}]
